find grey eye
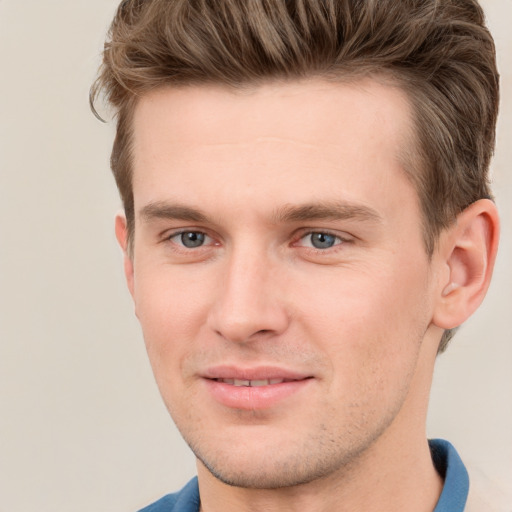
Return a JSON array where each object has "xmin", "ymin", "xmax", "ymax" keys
[
  {"xmin": 309, "ymin": 232, "xmax": 338, "ymax": 249},
  {"xmin": 180, "ymin": 231, "xmax": 206, "ymax": 248}
]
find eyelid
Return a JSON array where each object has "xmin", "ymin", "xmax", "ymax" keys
[
  {"xmin": 293, "ymin": 228, "xmax": 351, "ymax": 245},
  {"xmin": 165, "ymin": 229, "xmax": 217, "ymax": 248},
  {"xmin": 161, "ymin": 227, "xmax": 352, "ymax": 251},
  {"xmin": 298, "ymin": 232, "xmax": 341, "ymax": 249}
]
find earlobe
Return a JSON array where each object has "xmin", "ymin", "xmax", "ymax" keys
[
  {"xmin": 433, "ymin": 199, "xmax": 499, "ymax": 330},
  {"xmin": 115, "ymin": 212, "xmax": 135, "ymax": 299}
]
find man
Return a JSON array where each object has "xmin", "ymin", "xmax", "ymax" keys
[{"xmin": 92, "ymin": 1, "xmax": 500, "ymax": 510}]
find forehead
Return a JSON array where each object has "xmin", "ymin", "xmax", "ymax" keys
[
  {"xmin": 130, "ymin": 79, "xmax": 418, "ymax": 223},
  {"xmin": 132, "ymin": 78, "xmax": 413, "ymax": 153}
]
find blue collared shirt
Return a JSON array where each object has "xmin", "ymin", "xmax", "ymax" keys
[{"xmin": 139, "ymin": 439, "xmax": 469, "ymax": 512}]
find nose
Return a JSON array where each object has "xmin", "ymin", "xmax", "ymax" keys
[{"xmin": 206, "ymin": 246, "xmax": 290, "ymax": 343}]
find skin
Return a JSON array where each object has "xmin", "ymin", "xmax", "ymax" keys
[{"xmin": 116, "ymin": 79, "xmax": 499, "ymax": 512}]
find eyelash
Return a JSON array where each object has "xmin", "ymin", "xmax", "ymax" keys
[
  {"xmin": 293, "ymin": 230, "xmax": 350, "ymax": 252},
  {"xmin": 165, "ymin": 230, "xmax": 216, "ymax": 250},
  {"xmin": 164, "ymin": 229, "xmax": 351, "ymax": 254}
]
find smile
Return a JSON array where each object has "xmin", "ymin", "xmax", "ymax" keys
[
  {"xmin": 214, "ymin": 378, "xmax": 293, "ymax": 387},
  {"xmin": 203, "ymin": 370, "xmax": 313, "ymax": 410}
]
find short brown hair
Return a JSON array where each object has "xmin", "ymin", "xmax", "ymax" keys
[{"xmin": 91, "ymin": 0, "xmax": 499, "ymax": 351}]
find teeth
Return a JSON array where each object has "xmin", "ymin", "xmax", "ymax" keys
[
  {"xmin": 217, "ymin": 378, "xmax": 286, "ymax": 386},
  {"xmin": 250, "ymin": 379, "xmax": 269, "ymax": 387}
]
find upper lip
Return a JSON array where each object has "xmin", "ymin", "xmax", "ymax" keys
[{"xmin": 200, "ymin": 365, "xmax": 312, "ymax": 382}]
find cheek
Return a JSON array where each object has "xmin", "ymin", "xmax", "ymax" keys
[
  {"xmin": 132, "ymin": 267, "xmax": 213, "ymax": 375},
  {"xmin": 293, "ymin": 260, "xmax": 431, "ymax": 381},
  {"xmin": 297, "ymin": 262, "xmax": 429, "ymax": 329}
]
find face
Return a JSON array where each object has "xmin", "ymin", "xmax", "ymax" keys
[{"xmin": 122, "ymin": 79, "xmax": 443, "ymax": 488}]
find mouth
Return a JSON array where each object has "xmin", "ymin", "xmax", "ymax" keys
[
  {"xmin": 213, "ymin": 378, "xmax": 297, "ymax": 387},
  {"xmin": 202, "ymin": 367, "xmax": 313, "ymax": 410}
]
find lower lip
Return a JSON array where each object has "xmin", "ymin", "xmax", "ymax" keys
[{"xmin": 203, "ymin": 379, "xmax": 312, "ymax": 410}]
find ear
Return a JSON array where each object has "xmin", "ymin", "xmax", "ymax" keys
[
  {"xmin": 115, "ymin": 212, "xmax": 135, "ymax": 299},
  {"xmin": 432, "ymin": 199, "xmax": 499, "ymax": 330}
]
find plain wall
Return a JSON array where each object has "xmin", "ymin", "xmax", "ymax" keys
[{"xmin": 0, "ymin": 1, "xmax": 510, "ymax": 510}]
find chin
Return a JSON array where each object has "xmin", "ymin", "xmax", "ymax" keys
[
  {"xmin": 197, "ymin": 452, "xmax": 338, "ymax": 489},
  {"xmin": 187, "ymin": 429, "xmax": 369, "ymax": 490}
]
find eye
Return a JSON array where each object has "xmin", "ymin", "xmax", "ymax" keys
[
  {"xmin": 298, "ymin": 232, "xmax": 343, "ymax": 250},
  {"xmin": 170, "ymin": 231, "xmax": 211, "ymax": 248}
]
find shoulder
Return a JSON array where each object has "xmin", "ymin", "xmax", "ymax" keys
[{"xmin": 137, "ymin": 477, "xmax": 200, "ymax": 512}]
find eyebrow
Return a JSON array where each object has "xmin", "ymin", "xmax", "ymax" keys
[
  {"xmin": 139, "ymin": 200, "xmax": 382, "ymax": 225},
  {"xmin": 140, "ymin": 202, "xmax": 208, "ymax": 223},
  {"xmin": 271, "ymin": 201, "xmax": 382, "ymax": 224}
]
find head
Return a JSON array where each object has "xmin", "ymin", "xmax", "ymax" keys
[
  {"xmin": 92, "ymin": 0, "xmax": 499, "ymax": 352},
  {"xmin": 93, "ymin": 0, "xmax": 501, "ymax": 491}
]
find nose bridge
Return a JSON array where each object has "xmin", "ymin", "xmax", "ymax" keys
[{"xmin": 208, "ymin": 241, "xmax": 288, "ymax": 343}]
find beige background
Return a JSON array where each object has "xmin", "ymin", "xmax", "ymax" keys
[{"xmin": 0, "ymin": 1, "xmax": 510, "ymax": 511}]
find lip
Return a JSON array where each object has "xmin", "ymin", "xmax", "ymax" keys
[{"xmin": 201, "ymin": 365, "xmax": 313, "ymax": 410}]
